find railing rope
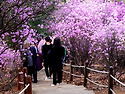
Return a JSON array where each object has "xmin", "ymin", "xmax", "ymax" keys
[
  {"xmin": 71, "ymin": 74, "xmax": 84, "ymax": 78},
  {"xmin": 18, "ymin": 71, "xmax": 23, "ymax": 75},
  {"xmin": 110, "ymin": 75, "xmax": 125, "ymax": 87},
  {"xmin": 87, "ymin": 67, "xmax": 109, "ymax": 74},
  {"xmin": 19, "ymin": 84, "xmax": 30, "ymax": 94},
  {"xmin": 71, "ymin": 65, "xmax": 85, "ymax": 68},
  {"xmin": 110, "ymin": 88, "xmax": 116, "ymax": 94},
  {"xmin": 19, "ymin": 82, "xmax": 24, "ymax": 85},
  {"xmin": 26, "ymin": 75, "xmax": 32, "ymax": 94},
  {"xmin": 64, "ymin": 63, "xmax": 70, "ymax": 66},
  {"xmin": 63, "ymin": 61, "xmax": 125, "ymax": 93},
  {"xmin": 86, "ymin": 78, "xmax": 108, "ymax": 88},
  {"xmin": 62, "ymin": 70, "xmax": 70, "ymax": 74}
]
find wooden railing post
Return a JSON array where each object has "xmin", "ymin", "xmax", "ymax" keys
[
  {"xmin": 17, "ymin": 68, "xmax": 21, "ymax": 90},
  {"xmin": 84, "ymin": 60, "xmax": 89, "ymax": 87},
  {"xmin": 70, "ymin": 61, "xmax": 73, "ymax": 81},
  {"xmin": 26, "ymin": 75, "xmax": 32, "ymax": 94},
  {"xmin": 20, "ymin": 66, "xmax": 23, "ymax": 71},
  {"xmin": 108, "ymin": 66, "xmax": 113, "ymax": 94},
  {"xmin": 23, "ymin": 67, "xmax": 27, "ymax": 94}
]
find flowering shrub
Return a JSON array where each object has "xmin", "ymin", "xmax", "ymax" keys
[
  {"xmin": 50, "ymin": 0, "xmax": 125, "ymax": 69},
  {"xmin": 0, "ymin": 0, "xmax": 61, "ymax": 50},
  {"xmin": 0, "ymin": 44, "xmax": 21, "ymax": 91},
  {"xmin": 0, "ymin": 0, "xmax": 61, "ymax": 91}
]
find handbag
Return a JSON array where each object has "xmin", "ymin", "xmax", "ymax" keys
[{"xmin": 36, "ymin": 52, "xmax": 43, "ymax": 71}]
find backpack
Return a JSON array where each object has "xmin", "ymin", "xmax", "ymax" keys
[{"xmin": 26, "ymin": 50, "xmax": 33, "ymax": 67}]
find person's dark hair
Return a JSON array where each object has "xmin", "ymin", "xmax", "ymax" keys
[
  {"xmin": 53, "ymin": 37, "xmax": 61, "ymax": 47},
  {"xmin": 45, "ymin": 37, "xmax": 50, "ymax": 42}
]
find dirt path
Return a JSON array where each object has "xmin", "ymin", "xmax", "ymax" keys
[{"xmin": 32, "ymin": 69, "xmax": 95, "ymax": 94}]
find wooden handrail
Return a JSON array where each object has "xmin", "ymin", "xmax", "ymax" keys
[
  {"xmin": 17, "ymin": 67, "xmax": 32, "ymax": 94},
  {"xmin": 17, "ymin": 68, "xmax": 21, "ymax": 90}
]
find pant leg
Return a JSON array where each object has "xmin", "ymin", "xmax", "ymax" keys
[
  {"xmin": 53, "ymin": 70, "xmax": 57, "ymax": 85},
  {"xmin": 33, "ymin": 65, "xmax": 37, "ymax": 82},
  {"xmin": 44, "ymin": 63, "xmax": 49, "ymax": 77},
  {"xmin": 49, "ymin": 65, "xmax": 52, "ymax": 77},
  {"xmin": 27, "ymin": 66, "xmax": 33, "ymax": 77},
  {"xmin": 57, "ymin": 69, "xmax": 62, "ymax": 83}
]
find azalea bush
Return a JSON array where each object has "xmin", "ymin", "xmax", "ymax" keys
[
  {"xmin": 0, "ymin": 45, "xmax": 21, "ymax": 91},
  {"xmin": 0, "ymin": 0, "xmax": 61, "ymax": 50},
  {"xmin": 0, "ymin": 0, "xmax": 62, "ymax": 92},
  {"xmin": 50, "ymin": 0, "xmax": 125, "ymax": 71}
]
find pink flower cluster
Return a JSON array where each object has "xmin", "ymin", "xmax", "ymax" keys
[
  {"xmin": 0, "ymin": 44, "xmax": 21, "ymax": 83},
  {"xmin": 49, "ymin": 0, "xmax": 125, "ymax": 67}
]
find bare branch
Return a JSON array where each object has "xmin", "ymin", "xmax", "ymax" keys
[{"xmin": 0, "ymin": 46, "xmax": 9, "ymax": 55}]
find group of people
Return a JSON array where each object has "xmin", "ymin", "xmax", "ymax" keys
[{"xmin": 22, "ymin": 37, "xmax": 65, "ymax": 86}]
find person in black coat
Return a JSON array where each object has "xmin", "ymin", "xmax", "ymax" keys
[
  {"xmin": 42, "ymin": 37, "xmax": 53, "ymax": 79},
  {"xmin": 48, "ymin": 37, "xmax": 65, "ymax": 86}
]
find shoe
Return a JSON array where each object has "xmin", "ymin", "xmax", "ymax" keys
[
  {"xmin": 51, "ymin": 84, "xmax": 55, "ymax": 87},
  {"xmin": 57, "ymin": 83, "xmax": 62, "ymax": 85},
  {"xmin": 33, "ymin": 81, "xmax": 37, "ymax": 83},
  {"xmin": 45, "ymin": 77, "xmax": 49, "ymax": 80},
  {"xmin": 48, "ymin": 77, "xmax": 52, "ymax": 79}
]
